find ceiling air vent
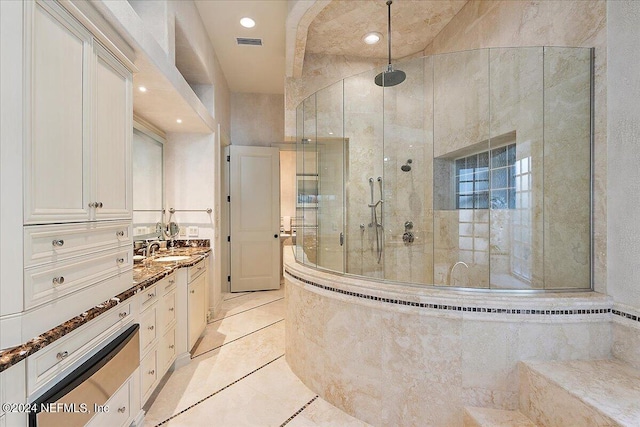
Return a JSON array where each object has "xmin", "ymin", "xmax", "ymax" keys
[{"xmin": 236, "ymin": 37, "xmax": 262, "ymax": 46}]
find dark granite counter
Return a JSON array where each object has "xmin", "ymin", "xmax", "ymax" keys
[{"xmin": 0, "ymin": 245, "xmax": 210, "ymax": 373}]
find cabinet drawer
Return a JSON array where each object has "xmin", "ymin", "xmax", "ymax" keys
[
  {"xmin": 24, "ymin": 222, "xmax": 132, "ymax": 267},
  {"xmin": 139, "ymin": 304, "xmax": 157, "ymax": 354},
  {"xmin": 161, "ymin": 288, "xmax": 176, "ymax": 331},
  {"xmin": 24, "ymin": 247, "xmax": 132, "ymax": 310},
  {"xmin": 187, "ymin": 259, "xmax": 207, "ymax": 283},
  {"xmin": 140, "ymin": 349, "xmax": 157, "ymax": 402},
  {"xmin": 27, "ymin": 303, "xmax": 132, "ymax": 394},
  {"xmin": 139, "ymin": 285, "xmax": 158, "ymax": 310},
  {"xmin": 87, "ymin": 377, "xmax": 132, "ymax": 427},
  {"xmin": 160, "ymin": 273, "xmax": 177, "ymax": 295},
  {"xmin": 159, "ymin": 326, "xmax": 176, "ymax": 374}
]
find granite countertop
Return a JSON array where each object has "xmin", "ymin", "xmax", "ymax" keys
[{"xmin": 0, "ymin": 246, "xmax": 211, "ymax": 373}]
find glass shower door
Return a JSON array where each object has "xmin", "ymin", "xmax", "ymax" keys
[{"xmin": 316, "ymin": 81, "xmax": 345, "ymax": 273}]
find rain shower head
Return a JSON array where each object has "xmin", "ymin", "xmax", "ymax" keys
[
  {"xmin": 374, "ymin": 1, "xmax": 406, "ymax": 87},
  {"xmin": 401, "ymin": 159, "xmax": 412, "ymax": 172},
  {"xmin": 375, "ymin": 66, "xmax": 407, "ymax": 87}
]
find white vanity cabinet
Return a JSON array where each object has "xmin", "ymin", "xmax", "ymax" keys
[
  {"xmin": 158, "ymin": 275, "xmax": 178, "ymax": 374},
  {"xmin": 138, "ymin": 284, "xmax": 159, "ymax": 404},
  {"xmin": 188, "ymin": 260, "xmax": 208, "ymax": 351},
  {"xmin": 24, "ymin": 0, "xmax": 132, "ymax": 225},
  {"xmin": 0, "ymin": 360, "xmax": 27, "ymax": 427},
  {"xmin": 138, "ymin": 272, "xmax": 178, "ymax": 405}
]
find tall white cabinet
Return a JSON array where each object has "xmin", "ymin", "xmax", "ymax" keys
[
  {"xmin": 0, "ymin": 0, "xmax": 135, "ymax": 349},
  {"xmin": 93, "ymin": 43, "xmax": 133, "ymax": 221},
  {"xmin": 24, "ymin": 1, "xmax": 132, "ymax": 225}
]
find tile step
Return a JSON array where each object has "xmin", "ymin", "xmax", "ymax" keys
[
  {"xmin": 519, "ymin": 359, "xmax": 640, "ymax": 427},
  {"xmin": 463, "ymin": 407, "xmax": 537, "ymax": 427}
]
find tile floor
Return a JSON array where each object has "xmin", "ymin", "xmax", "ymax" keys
[{"xmin": 144, "ymin": 286, "xmax": 370, "ymax": 427}]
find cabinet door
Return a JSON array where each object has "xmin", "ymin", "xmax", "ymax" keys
[
  {"xmin": 158, "ymin": 326, "xmax": 176, "ymax": 375},
  {"xmin": 188, "ymin": 274, "xmax": 206, "ymax": 351},
  {"xmin": 93, "ymin": 43, "xmax": 132, "ymax": 220},
  {"xmin": 24, "ymin": 1, "xmax": 92, "ymax": 224}
]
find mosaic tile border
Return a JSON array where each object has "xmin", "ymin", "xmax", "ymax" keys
[
  {"xmin": 612, "ymin": 309, "xmax": 640, "ymax": 323},
  {"xmin": 154, "ymin": 354, "xmax": 285, "ymax": 426},
  {"xmin": 280, "ymin": 396, "xmax": 319, "ymax": 427},
  {"xmin": 284, "ymin": 269, "xmax": 634, "ymax": 320}
]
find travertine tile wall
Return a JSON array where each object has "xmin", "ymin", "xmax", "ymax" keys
[
  {"xmin": 607, "ymin": 1, "xmax": 640, "ymax": 366},
  {"xmin": 606, "ymin": 0, "xmax": 640, "ymax": 308},
  {"xmin": 285, "ymin": 268, "xmax": 612, "ymax": 426}
]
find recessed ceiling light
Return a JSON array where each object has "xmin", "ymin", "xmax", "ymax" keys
[
  {"xmin": 240, "ymin": 17, "xmax": 255, "ymax": 28},
  {"xmin": 139, "ymin": 86, "xmax": 147, "ymax": 92},
  {"xmin": 363, "ymin": 32, "xmax": 382, "ymax": 45},
  {"xmin": 176, "ymin": 119, "xmax": 182, "ymax": 124}
]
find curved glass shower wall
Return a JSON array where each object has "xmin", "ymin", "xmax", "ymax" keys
[{"xmin": 295, "ymin": 47, "xmax": 593, "ymax": 291}]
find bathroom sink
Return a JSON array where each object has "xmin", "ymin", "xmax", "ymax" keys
[{"xmin": 153, "ymin": 255, "xmax": 190, "ymax": 262}]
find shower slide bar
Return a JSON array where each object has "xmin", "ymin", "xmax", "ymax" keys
[{"xmin": 368, "ymin": 177, "xmax": 384, "ymax": 264}]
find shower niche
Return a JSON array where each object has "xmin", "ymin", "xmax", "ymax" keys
[{"xmin": 295, "ymin": 46, "xmax": 593, "ymax": 291}]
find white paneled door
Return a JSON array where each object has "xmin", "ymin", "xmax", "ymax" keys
[{"xmin": 229, "ymin": 146, "xmax": 280, "ymax": 292}]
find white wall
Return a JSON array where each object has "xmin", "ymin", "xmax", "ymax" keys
[
  {"xmin": 607, "ymin": 1, "xmax": 640, "ymax": 309},
  {"xmin": 231, "ymin": 92, "xmax": 284, "ymax": 146},
  {"xmin": 165, "ymin": 132, "xmax": 221, "ymax": 314}
]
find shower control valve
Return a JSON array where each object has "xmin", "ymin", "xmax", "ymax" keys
[
  {"xmin": 404, "ymin": 221, "xmax": 413, "ymax": 230},
  {"xmin": 402, "ymin": 231, "xmax": 415, "ymax": 245}
]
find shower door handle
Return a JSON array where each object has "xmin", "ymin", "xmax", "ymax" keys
[{"xmin": 339, "ymin": 232, "xmax": 344, "ymax": 246}]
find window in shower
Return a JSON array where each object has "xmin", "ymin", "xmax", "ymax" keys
[
  {"xmin": 511, "ymin": 156, "xmax": 533, "ymax": 282},
  {"xmin": 455, "ymin": 143, "xmax": 516, "ymax": 210}
]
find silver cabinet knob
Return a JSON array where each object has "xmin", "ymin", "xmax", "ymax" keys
[
  {"xmin": 53, "ymin": 276, "xmax": 65, "ymax": 285},
  {"xmin": 116, "ymin": 230, "xmax": 125, "ymax": 237},
  {"xmin": 190, "ymin": 290, "xmax": 195, "ymax": 294},
  {"xmin": 148, "ymin": 293, "xmax": 155, "ymax": 298},
  {"xmin": 117, "ymin": 257, "xmax": 125, "ymax": 264},
  {"xmin": 56, "ymin": 351, "xmax": 69, "ymax": 360},
  {"xmin": 118, "ymin": 407, "xmax": 126, "ymax": 413},
  {"xmin": 148, "ymin": 325, "xmax": 154, "ymax": 330},
  {"xmin": 52, "ymin": 239, "xmax": 64, "ymax": 247},
  {"xmin": 88, "ymin": 202, "xmax": 96, "ymax": 208},
  {"xmin": 148, "ymin": 370, "xmax": 155, "ymax": 375},
  {"xmin": 98, "ymin": 202, "xmax": 103, "ymax": 208},
  {"xmin": 119, "ymin": 312, "xmax": 128, "ymax": 319},
  {"xmin": 169, "ymin": 307, "xmax": 174, "ymax": 312},
  {"xmin": 169, "ymin": 345, "xmax": 174, "ymax": 349}
]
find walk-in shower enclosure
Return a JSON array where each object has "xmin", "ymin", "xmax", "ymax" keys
[{"xmin": 295, "ymin": 47, "xmax": 593, "ymax": 291}]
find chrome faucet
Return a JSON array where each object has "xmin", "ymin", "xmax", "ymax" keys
[
  {"xmin": 147, "ymin": 240, "xmax": 162, "ymax": 258},
  {"xmin": 450, "ymin": 261, "xmax": 469, "ymax": 286}
]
